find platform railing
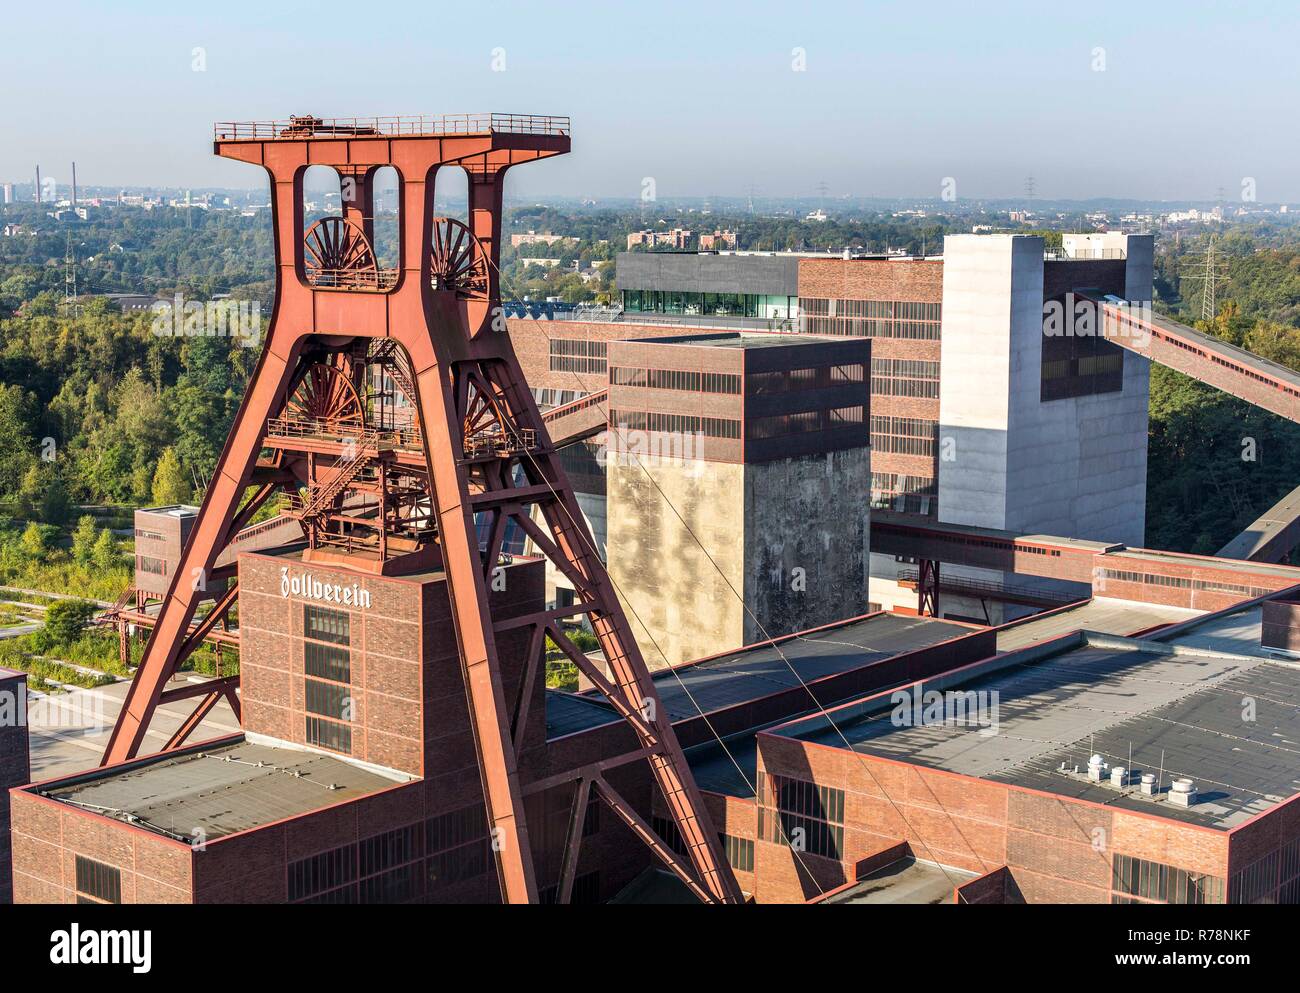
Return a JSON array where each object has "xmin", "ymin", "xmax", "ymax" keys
[{"xmin": 215, "ymin": 113, "xmax": 571, "ymax": 141}]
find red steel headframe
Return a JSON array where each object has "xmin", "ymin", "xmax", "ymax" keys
[{"xmin": 100, "ymin": 115, "xmax": 742, "ymax": 905}]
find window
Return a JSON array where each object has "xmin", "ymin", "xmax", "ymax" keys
[
  {"xmin": 871, "ymin": 415, "xmax": 940, "ymax": 456},
  {"xmin": 757, "ymin": 772, "xmax": 845, "ymax": 860},
  {"xmin": 722, "ymin": 834, "xmax": 755, "ymax": 872},
  {"xmin": 651, "ymin": 814, "xmax": 688, "ymax": 857},
  {"xmin": 426, "ymin": 804, "xmax": 491, "ymax": 893},
  {"xmin": 549, "ymin": 338, "xmax": 607, "ymax": 374},
  {"xmin": 610, "ymin": 366, "xmax": 742, "ymax": 395},
  {"xmin": 304, "ymin": 604, "xmax": 350, "ymax": 645},
  {"xmin": 75, "ymin": 855, "xmax": 121, "ymax": 904},
  {"xmin": 870, "ymin": 358, "xmax": 940, "ymax": 398},
  {"xmin": 135, "ymin": 555, "xmax": 167, "ymax": 576},
  {"xmin": 304, "ymin": 642, "xmax": 350, "ymax": 683},
  {"xmin": 305, "ymin": 716, "xmax": 352, "ymax": 753},
  {"xmin": 799, "ymin": 298, "xmax": 941, "ymax": 340},
  {"xmin": 1113, "ymin": 853, "xmax": 1224, "ymax": 905},
  {"xmin": 609, "ymin": 409, "xmax": 741, "ymax": 439},
  {"xmin": 304, "ymin": 605, "xmax": 352, "ymax": 753},
  {"xmin": 290, "ymin": 824, "xmax": 426, "ymax": 904},
  {"xmin": 1041, "ymin": 325, "xmax": 1124, "ymax": 401},
  {"xmin": 305, "ymin": 678, "xmax": 350, "ymax": 721},
  {"xmin": 289, "ymin": 844, "xmax": 356, "ymax": 903}
]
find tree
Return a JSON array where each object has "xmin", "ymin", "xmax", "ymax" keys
[
  {"xmin": 91, "ymin": 528, "xmax": 118, "ymax": 571},
  {"xmin": 0, "ymin": 384, "xmax": 38, "ymax": 499},
  {"xmin": 151, "ymin": 447, "xmax": 191, "ymax": 506},
  {"xmin": 20, "ymin": 521, "xmax": 52, "ymax": 559},
  {"xmin": 71, "ymin": 514, "xmax": 98, "ymax": 565},
  {"xmin": 44, "ymin": 599, "xmax": 97, "ymax": 645},
  {"xmin": 40, "ymin": 472, "xmax": 72, "ymax": 525}
]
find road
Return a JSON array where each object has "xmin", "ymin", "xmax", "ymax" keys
[{"xmin": 23, "ymin": 675, "xmax": 240, "ymax": 782}]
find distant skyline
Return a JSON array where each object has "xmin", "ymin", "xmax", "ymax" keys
[{"xmin": 3, "ymin": 1, "xmax": 1298, "ymax": 202}]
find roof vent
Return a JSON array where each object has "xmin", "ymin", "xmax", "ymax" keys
[
  {"xmin": 1087, "ymin": 754, "xmax": 1105, "ymax": 782},
  {"xmin": 1110, "ymin": 766, "xmax": 1128, "ymax": 788},
  {"xmin": 1168, "ymin": 778, "xmax": 1199, "ymax": 807},
  {"xmin": 1140, "ymin": 773, "xmax": 1157, "ymax": 796}
]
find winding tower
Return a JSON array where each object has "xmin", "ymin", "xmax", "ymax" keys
[{"xmin": 101, "ymin": 113, "xmax": 741, "ymax": 905}]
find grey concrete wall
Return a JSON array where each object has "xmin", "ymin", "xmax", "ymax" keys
[
  {"xmin": 935, "ymin": 234, "xmax": 1025, "ymax": 529},
  {"xmin": 742, "ymin": 449, "xmax": 871, "ymax": 645},
  {"xmin": 1003, "ymin": 235, "xmax": 1149, "ymax": 546},
  {"xmin": 616, "ymin": 252, "xmax": 801, "ymax": 295},
  {"xmin": 607, "ymin": 455, "xmax": 746, "ymax": 668},
  {"xmin": 937, "ymin": 233, "xmax": 1150, "ymax": 548}
]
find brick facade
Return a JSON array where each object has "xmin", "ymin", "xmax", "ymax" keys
[{"xmin": 0, "ymin": 670, "xmax": 29, "ymax": 903}]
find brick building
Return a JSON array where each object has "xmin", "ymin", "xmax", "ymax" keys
[
  {"xmin": 0, "ymin": 668, "xmax": 28, "ymax": 903},
  {"xmin": 720, "ymin": 602, "xmax": 1300, "ymax": 904},
  {"xmin": 509, "ymin": 235, "xmax": 1156, "ymax": 625}
]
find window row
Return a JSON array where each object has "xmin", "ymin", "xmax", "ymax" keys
[
  {"xmin": 289, "ymin": 805, "xmax": 495, "ymax": 904},
  {"xmin": 801, "ymin": 298, "xmax": 940, "ymax": 322},
  {"xmin": 549, "ymin": 338, "xmax": 608, "ymax": 375},
  {"xmin": 801, "ymin": 316, "xmax": 941, "ymax": 341},
  {"xmin": 609, "ymin": 408, "xmax": 742, "ymax": 439},
  {"xmin": 610, "ymin": 366, "xmax": 741, "ymax": 394},
  {"xmin": 747, "ymin": 364, "xmax": 865, "ymax": 396},
  {"xmin": 747, "ymin": 405, "xmax": 865, "ymax": 441},
  {"xmin": 871, "ymin": 415, "xmax": 939, "ymax": 456}
]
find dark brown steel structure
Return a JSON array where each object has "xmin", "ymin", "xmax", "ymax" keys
[{"xmin": 99, "ymin": 113, "xmax": 741, "ymax": 905}]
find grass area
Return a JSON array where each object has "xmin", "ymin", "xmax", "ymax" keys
[
  {"xmin": 0, "ymin": 559, "xmax": 129, "ymax": 603},
  {"xmin": 543, "ymin": 627, "xmax": 601, "ymax": 692},
  {"xmin": 0, "ymin": 639, "xmax": 116, "ymax": 691}
]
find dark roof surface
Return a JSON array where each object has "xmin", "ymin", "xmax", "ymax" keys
[
  {"xmin": 784, "ymin": 636, "xmax": 1300, "ymax": 829},
  {"xmin": 40, "ymin": 741, "xmax": 404, "ymax": 841}
]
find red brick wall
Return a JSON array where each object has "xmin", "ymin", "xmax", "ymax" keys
[
  {"xmin": 0, "ymin": 672, "xmax": 29, "ymax": 903},
  {"xmin": 9, "ymin": 790, "xmax": 193, "ymax": 903},
  {"xmin": 1262, "ymin": 600, "xmax": 1300, "ymax": 653},
  {"xmin": 753, "ymin": 730, "xmax": 1233, "ymax": 904},
  {"xmin": 797, "ymin": 259, "xmax": 944, "ymax": 302}
]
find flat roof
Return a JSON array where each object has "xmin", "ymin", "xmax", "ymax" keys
[
  {"xmin": 656, "ymin": 612, "xmax": 973, "ymax": 726},
  {"xmin": 781, "ymin": 633, "xmax": 1300, "ymax": 829},
  {"xmin": 996, "ymin": 597, "xmax": 1201, "ymax": 652},
  {"xmin": 36, "ymin": 741, "xmax": 405, "ymax": 841},
  {"xmin": 552, "ymin": 612, "xmax": 974, "ymax": 757},
  {"xmin": 667, "ymin": 613, "xmax": 975, "ymax": 797},
  {"xmin": 821, "ymin": 857, "xmax": 975, "ymax": 905}
]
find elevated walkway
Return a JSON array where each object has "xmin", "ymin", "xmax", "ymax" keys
[
  {"xmin": 1092, "ymin": 296, "xmax": 1300, "ymax": 561},
  {"xmin": 541, "ymin": 389, "xmax": 607, "ymax": 448}
]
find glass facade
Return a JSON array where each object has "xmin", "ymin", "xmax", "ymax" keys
[{"xmin": 623, "ymin": 289, "xmax": 797, "ymax": 320}]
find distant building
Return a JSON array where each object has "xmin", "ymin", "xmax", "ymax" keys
[
  {"xmin": 510, "ymin": 231, "xmax": 571, "ymax": 247},
  {"xmin": 805, "ymin": 209, "xmax": 828, "ymax": 223},
  {"xmin": 698, "ymin": 229, "xmax": 738, "ymax": 250},
  {"xmin": 1, "ymin": 184, "xmax": 13, "ymax": 205},
  {"xmin": 627, "ymin": 228, "xmax": 693, "ymax": 250}
]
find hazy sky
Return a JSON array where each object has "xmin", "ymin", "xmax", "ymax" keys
[{"xmin": 3, "ymin": 0, "xmax": 1297, "ymax": 202}]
